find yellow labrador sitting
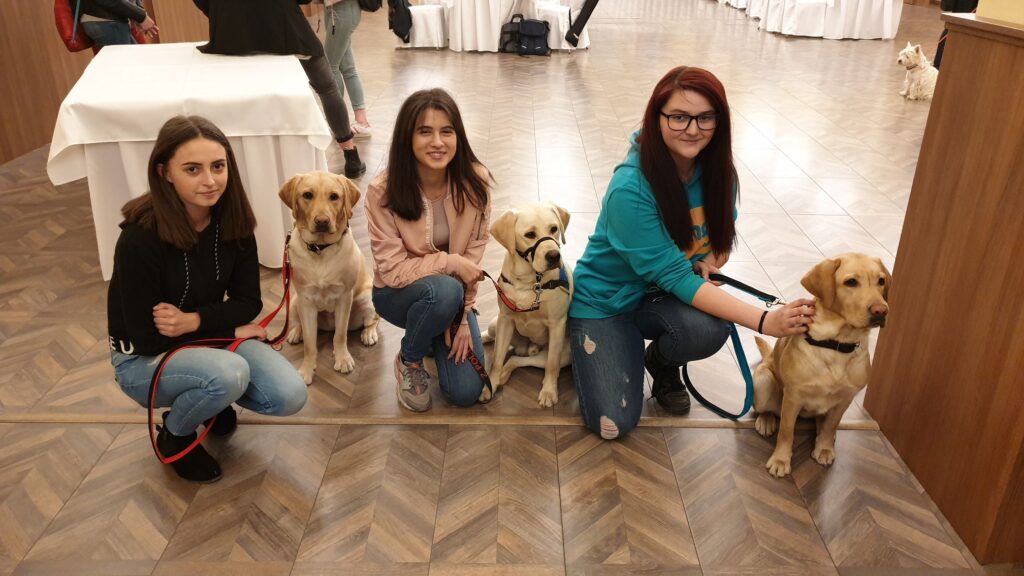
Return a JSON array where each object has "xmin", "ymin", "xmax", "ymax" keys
[
  {"xmin": 482, "ymin": 202, "xmax": 573, "ymax": 407},
  {"xmin": 753, "ymin": 253, "xmax": 891, "ymax": 477},
  {"xmin": 279, "ymin": 172, "xmax": 380, "ymax": 384}
]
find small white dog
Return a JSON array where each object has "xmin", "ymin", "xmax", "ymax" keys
[{"xmin": 897, "ymin": 42, "xmax": 938, "ymax": 101}]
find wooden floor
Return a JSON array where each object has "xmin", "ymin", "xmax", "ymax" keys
[{"xmin": 2, "ymin": 0, "xmax": 1021, "ymax": 574}]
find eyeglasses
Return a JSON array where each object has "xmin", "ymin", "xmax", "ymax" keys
[{"xmin": 660, "ymin": 112, "xmax": 717, "ymax": 131}]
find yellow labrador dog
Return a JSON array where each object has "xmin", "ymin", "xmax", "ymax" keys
[
  {"xmin": 482, "ymin": 202, "xmax": 573, "ymax": 407},
  {"xmin": 753, "ymin": 253, "xmax": 891, "ymax": 477},
  {"xmin": 279, "ymin": 172, "xmax": 380, "ymax": 385}
]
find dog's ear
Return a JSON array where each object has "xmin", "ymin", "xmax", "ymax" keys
[
  {"xmin": 335, "ymin": 174, "xmax": 361, "ymax": 221},
  {"xmin": 278, "ymin": 174, "xmax": 304, "ymax": 211},
  {"xmin": 490, "ymin": 210, "xmax": 518, "ymax": 252},
  {"xmin": 914, "ymin": 44, "xmax": 923, "ymax": 54},
  {"xmin": 876, "ymin": 257, "xmax": 893, "ymax": 301},
  {"xmin": 905, "ymin": 41, "xmax": 913, "ymax": 49},
  {"xmin": 551, "ymin": 203, "xmax": 570, "ymax": 244},
  {"xmin": 801, "ymin": 258, "xmax": 841, "ymax": 310}
]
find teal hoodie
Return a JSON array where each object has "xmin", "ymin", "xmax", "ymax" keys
[{"xmin": 570, "ymin": 132, "xmax": 737, "ymax": 319}]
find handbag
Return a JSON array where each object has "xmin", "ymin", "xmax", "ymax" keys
[
  {"xmin": 54, "ymin": 0, "xmax": 93, "ymax": 52},
  {"xmin": 499, "ymin": 14, "xmax": 523, "ymax": 54},
  {"xmin": 518, "ymin": 17, "xmax": 550, "ymax": 56}
]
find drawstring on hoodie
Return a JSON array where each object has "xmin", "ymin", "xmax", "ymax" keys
[{"xmin": 177, "ymin": 220, "xmax": 220, "ymax": 309}]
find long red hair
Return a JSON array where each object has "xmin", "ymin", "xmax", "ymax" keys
[{"xmin": 638, "ymin": 66, "xmax": 738, "ymax": 257}]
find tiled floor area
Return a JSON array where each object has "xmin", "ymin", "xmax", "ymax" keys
[{"xmin": 2, "ymin": 0, "xmax": 1023, "ymax": 574}]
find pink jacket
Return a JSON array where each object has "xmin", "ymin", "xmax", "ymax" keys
[{"xmin": 365, "ymin": 172, "xmax": 491, "ymax": 314}]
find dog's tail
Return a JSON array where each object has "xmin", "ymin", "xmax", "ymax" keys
[{"xmin": 755, "ymin": 336, "xmax": 774, "ymax": 368}]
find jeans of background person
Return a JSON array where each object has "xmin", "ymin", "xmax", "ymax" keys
[
  {"xmin": 81, "ymin": 20, "xmax": 134, "ymax": 49},
  {"xmin": 299, "ymin": 54, "xmax": 353, "ymax": 142},
  {"xmin": 325, "ymin": 0, "xmax": 366, "ymax": 112},
  {"xmin": 372, "ymin": 275, "xmax": 486, "ymax": 406},
  {"xmin": 569, "ymin": 291, "xmax": 731, "ymax": 439},
  {"xmin": 111, "ymin": 339, "xmax": 307, "ymax": 436}
]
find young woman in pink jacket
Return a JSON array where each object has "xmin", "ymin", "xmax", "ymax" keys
[{"xmin": 365, "ymin": 89, "xmax": 492, "ymax": 412}]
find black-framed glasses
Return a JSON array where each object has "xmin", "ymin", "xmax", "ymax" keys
[{"xmin": 660, "ymin": 111, "xmax": 717, "ymax": 131}]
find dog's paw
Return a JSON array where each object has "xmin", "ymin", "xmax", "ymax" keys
[
  {"xmin": 333, "ymin": 352, "xmax": 355, "ymax": 374},
  {"xmin": 299, "ymin": 363, "xmax": 315, "ymax": 385},
  {"xmin": 498, "ymin": 366, "xmax": 514, "ymax": 386},
  {"xmin": 537, "ymin": 387, "xmax": 558, "ymax": 408},
  {"xmin": 286, "ymin": 326, "xmax": 303, "ymax": 345},
  {"xmin": 766, "ymin": 453, "xmax": 792, "ymax": 478},
  {"xmin": 361, "ymin": 327, "xmax": 378, "ymax": 346},
  {"xmin": 479, "ymin": 384, "xmax": 496, "ymax": 403},
  {"xmin": 898, "ymin": 90, "xmax": 907, "ymax": 96},
  {"xmin": 527, "ymin": 343, "xmax": 540, "ymax": 356},
  {"xmin": 754, "ymin": 413, "xmax": 777, "ymax": 437},
  {"xmin": 812, "ymin": 445, "xmax": 836, "ymax": 467}
]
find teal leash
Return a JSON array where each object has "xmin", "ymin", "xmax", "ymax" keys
[{"xmin": 680, "ymin": 273, "xmax": 784, "ymax": 420}]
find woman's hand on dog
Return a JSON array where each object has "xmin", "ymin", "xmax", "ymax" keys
[
  {"xmin": 152, "ymin": 303, "xmax": 200, "ymax": 337},
  {"xmin": 450, "ymin": 254, "xmax": 484, "ymax": 285},
  {"xmin": 235, "ymin": 323, "xmax": 268, "ymax": 341},
  {"xmin": 763, "ymin": 299, "xmax": 816, "ymax": 337},
  {"xmin": 445, "ymin": 323, "xmax": 473, "ymax": 363}
]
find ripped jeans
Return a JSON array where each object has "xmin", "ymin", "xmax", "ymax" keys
[{"xmin": 568, "ymin": 291, "xmax": 731, "ymax": 439}]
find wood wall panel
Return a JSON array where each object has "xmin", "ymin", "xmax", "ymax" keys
[
  {"xmin": 0, "ymin": 0, "xmax": 93, "ymax": 164},
  {"xmin": 864, "ymin": 13, "xmax": 1024, "ymax": 565},
  {"xmin": 150, "ymin": 0, "xmax": 209, "ymax": 43}
]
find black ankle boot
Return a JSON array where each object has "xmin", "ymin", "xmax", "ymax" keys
[
  {"xmin": 343, "ymin": 146, "xmax": 366, "ymax": 179},
  {"xmin": 203, "ymin": 406, "xmax": 237, "ymax": 437},
  {"xmin": 157, "ymin": 412, "xmax": 222, "ymax": 483},
  {"xmin": 644, "ymin": 344, "xmax": 691, "ymax": 415}
]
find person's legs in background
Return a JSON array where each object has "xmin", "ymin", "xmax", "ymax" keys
[
  {"xmin": 300, "ymin": 54, "xmax": 366, "ymax": 178},
  {"xmin": 568, "ymin": 314, "xmax": 646, "ymax": 440},
  {"xmin": 326, "ymin": 1, "xmax": 371, "ymax": 136},
  {"xmin": 80, "ymin": 20, "xmax": 134, "ymax": 49}
]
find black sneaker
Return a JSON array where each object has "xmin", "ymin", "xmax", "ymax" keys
[
  {"xmin": 157, "ymin": 412, "xmax": 222, "ymax": 483},
  {"xmin": 203, "ymin": 406, "xmax": 237, "ymax": 437},
  {"xmin": 644, "ymin": 344, "xmax": 691, "ymax": 415}
]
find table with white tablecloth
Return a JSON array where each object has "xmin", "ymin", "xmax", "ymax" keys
[
  {"xmin": 447, "ymin": 0, "xmax": 590, "ymax": 52},
  {"xmin": 747, "ymin": 0, "xmax": 902, "ymax": 40},
  {"xmin": 47, "ymin": 43, "xmax": 331, "ymax": 280}
]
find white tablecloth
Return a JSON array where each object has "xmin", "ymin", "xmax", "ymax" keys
[
  {"xmin": 753, "ymin": 0, "xmax": 901, "ymax": 39},
  {"xmin": 449, "ymin": 0, "xmax": 522, "ymax": 52},
  {"xmin": 47, "ymin": 43, "xmax": 331, "ymax": 280}
]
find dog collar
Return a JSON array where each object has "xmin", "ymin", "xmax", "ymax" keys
[
  {"xmin": 804, "ymin": 335, "xmax": 859, "ymax": 354},
  {"xmin": 305, "ymin": 226, "xmax": 349, "ymax": 255},
  {"xmin": 905, "ymin": 63, "xmax": 920, "ymax": 71},
  {"xmin": 500, "ymin": 266, "xmax": 569, "ymax": 292}
]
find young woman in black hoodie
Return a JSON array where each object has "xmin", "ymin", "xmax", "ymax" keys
[{"xmin": 108, "ymin": 115, "xmax": 306, "ymax": 483}]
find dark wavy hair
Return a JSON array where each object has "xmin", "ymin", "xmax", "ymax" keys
[
  {"xmin": 121, "ymin": 115, "xmax": 256, "ymax": 250},
  {"xmin": 638, "ymin": 66, "xmax": 738, "ymax": 257},
  {"xmin": 385, "ymin": 88, "xmax": 490, "ymax": 221}
]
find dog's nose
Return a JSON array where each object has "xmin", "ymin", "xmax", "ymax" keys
[
  {"xmin": 314, "ymin": 216, "xmax": 331, "ymax": 232},
  {"xmin": 869, "ymin": 305, "xmax": 888, "ymax": 327},
  {"xmin": 544, "ymin": 250, "xmax": 561, "ymax": 269}
]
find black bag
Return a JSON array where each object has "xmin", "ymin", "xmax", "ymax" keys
[
  {"xmin": 518, "ymin": 18, "xmax": 550, "ymax": 56},
  {"xmin": 940, "ymin": 0, "xmax": 955, "ymax": 10},
  {"xmin": 358, "ymin": 0, "xmax": 382, "ymax": 11},
  {"xmin": 387, "ymin": 0, "xmax": 411, "ymax": 42},
  {"xmin": 499, "ymin": 14, "xmax": 523, "ymax": 53}
]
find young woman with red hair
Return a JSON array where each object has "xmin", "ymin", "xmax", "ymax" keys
[{"xmin": 568, "ymin": 66, "xmax": 816, "ymax": 439}]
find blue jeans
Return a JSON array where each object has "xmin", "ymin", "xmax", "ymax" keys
[
  {"xmin": 569, "ymin": 292, "xmax": 730, "ymax": 439},
  {"xmin": 325, "ymin": 0, "xmax": 366, "ymax": 110},
  {"xmin": 111, "ymin": 339, "xmax": 307, "ymax": 436},
  {"xmin": 80, "ymin": 21, "xmax": 135, "ymax": 49},
  {"xmin": 372, "ymin": 275, "xmax": 486, "ymax": 407}
]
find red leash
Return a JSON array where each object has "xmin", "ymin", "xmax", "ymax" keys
[{"xmin": 148, "ymin": 235, "xmax": 293, "ymax": 464}]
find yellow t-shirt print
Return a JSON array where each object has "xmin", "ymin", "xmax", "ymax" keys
[{"xmin": 686, "ymin": 205, "xmax": 712, "ymax": 259}]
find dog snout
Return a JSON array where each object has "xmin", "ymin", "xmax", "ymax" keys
[
  {"xmin": 313, "ymin": 216, "xmax": 331, "ymax": 232},
  {"xmin": 544, "ymin": 250, "xmax": 561, "ymax": 269},
  {"xmin": 869, "ymin": 304, "xmax": 888, "ymax": 327}
]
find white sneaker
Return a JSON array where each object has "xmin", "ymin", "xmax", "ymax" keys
[{"xmin": 351, "ymin": 122, "xmax": 372, "ymax": 139}]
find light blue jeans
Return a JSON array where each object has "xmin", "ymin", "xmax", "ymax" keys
[
  {"xmin": 372, "ymin": 275, "xmax": 486, "ymax": 406},
  {"xmin": 325, "ymin": 0, "xmax": 366, "ymax": 111},
  {"xmin": 80, "ymin": 21, "xmax": 134, "ymax": 49},
  {"xmin": 111, "ymin": 340, "xmax": 307, "ymax": 436},
  {"xmin": 569, "ymin": 291, "xmax": 731, "ymax": 439}
]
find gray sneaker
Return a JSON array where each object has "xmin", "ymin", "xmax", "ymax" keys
[{"xmin": 394, "ymin": 353, "xmax": 432, "ymax": 412}]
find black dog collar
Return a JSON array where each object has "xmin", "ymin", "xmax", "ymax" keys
[{"xmin": 804, "ymin": 335, "xmax": 859, "ymax": 354}]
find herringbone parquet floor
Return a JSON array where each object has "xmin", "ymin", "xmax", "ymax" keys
[{"xmin": 1, "ymin": 0, "xmax": 1020, "ymax": 574}]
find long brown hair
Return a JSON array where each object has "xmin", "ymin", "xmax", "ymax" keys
[
  {"xmin": 385, "ymin": 88, "xmax": 490, "ymax": 221},
  {"xmin": 638, "ymin": 67, "xmax": 738, "ymax": 257},
  {"xmin": 121, "ymin": 115, "xmax": 256, "ymax": 250}
]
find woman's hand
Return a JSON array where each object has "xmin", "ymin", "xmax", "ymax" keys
[
  {"xmin": 234, "ymin": 323, "xmax": 267, "ymax": 340},
  {"xmin": 693, "ymin": 259, "xmax": 723, "ymax": 286},
  {"xmin": 445, "ymin": 323, "xmax": 474, "ymax": 364},
  {"xmin": 137, "ymin": 15, "xmax": 159, "ymax": 39},
  {"xmin": 761, "ymin": 299, "xmax": 816, "ymax": 337},
  {"xmin": 450, "ymin": 254, "xmax": 484, "ymax": 285},
  {"xmin": 152, "ymin": 303, "xmax": 200, "ymax": 337}
]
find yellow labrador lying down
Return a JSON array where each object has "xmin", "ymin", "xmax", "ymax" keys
[
  {"xmin": 753, "ymin": 253, "xmax": 891, "ymax": 477},
  {"xmin": 279, "ymin": 172, "xmax": 380, "ymax": 385},
  {"xmin": 482, "ymin": 202, "xmax": 573, "ymax": 407}
]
